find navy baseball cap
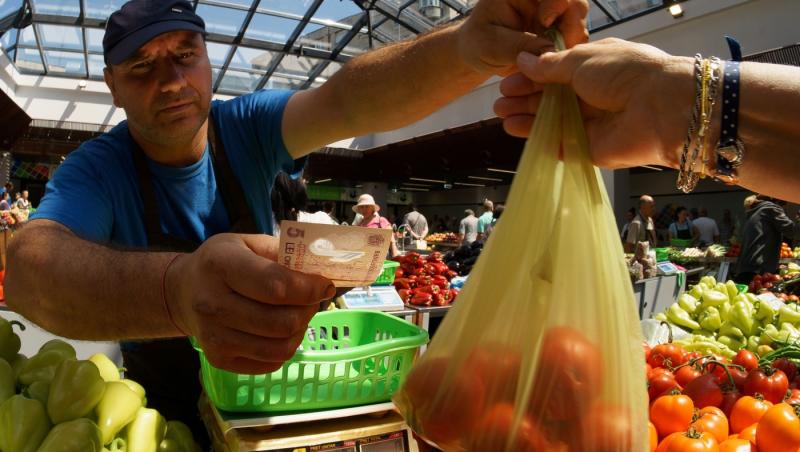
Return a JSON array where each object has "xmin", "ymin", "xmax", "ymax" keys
[{"xmin": 103, "ymin": 0, "xmax": 206, "ymax": 65}]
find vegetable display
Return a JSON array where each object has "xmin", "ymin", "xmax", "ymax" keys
[
  {"xmin": 392, "ymin": 252, "xmax": 460, "ymax": 306},
  {"xmin": 0, "ymin": 315, "xmax": 201, "ymax": 452}
]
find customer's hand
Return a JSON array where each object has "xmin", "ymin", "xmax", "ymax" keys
[
  {"xmin": 494, "ymin": 38, "xmax": 695, "ymax": 169},
  {"xmin": 167, "ymin": 233, "xmax": 335, "ymax": 374},
  {"xmin": 458, "ymin": 0, "xmax": 589, "ymax": 76}
]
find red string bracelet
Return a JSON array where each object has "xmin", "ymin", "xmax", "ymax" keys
[{"xmin": 162, "ymin": 253, "xmax": 188, "ymax": 336}]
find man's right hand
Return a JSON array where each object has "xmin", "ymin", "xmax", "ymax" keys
[{"xmin": 166, "ymin": 233, "xmax": 335, "ymax": 375}]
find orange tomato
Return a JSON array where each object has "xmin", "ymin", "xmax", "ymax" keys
[
  {"xmin": 719, "ymin": 438, "xmax": 756, "ymax": 451},
  {"xmin": 755, "ymin": 403, "xmax": 800, "ymax": 452},
  {"xmin": 730, "ymin": 396, "xmax": 771, "ymax": 433},
  {"xmin": 663, "ymin": 430, "xmax": 718, "ymax": 451},
  {"xmin": 649, "ymin": 422, "xmax": 658, "ymax": 452},
  {"xmin": 468, "ymin": 403, "xmax": 547, "ymax": 452},
  {"xmin": 738, "ymin": 424, "xmax": 757, "ymax": 445},
  {"xmin": 650, "ymin": 394, "xmax": 695, "ymax": 438},
  {"xmin": 691, "ymin": 406, "xmax": 729, "ymax": 443}
]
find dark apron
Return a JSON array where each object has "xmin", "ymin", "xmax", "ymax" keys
[
  {"xmin": 122, "ymin": 114, "xmax": 257, "ymax": 446},
  {"xmin": 676, "ymin": 222, "xmax": 693, "ymax": 240}
]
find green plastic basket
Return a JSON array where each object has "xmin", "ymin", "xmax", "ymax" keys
[
  {"xmin": 737, "ymin": 284, "xmax": 748, "ymax": 294},
  {"xmin": 655, "ymin": 248, "xmax": 669, "ymax": 263},
  {"xmin": 670, "ymin": 238, "xmax": 692, "ymax": 248},
  {"xmin": 193, "ymin": 310, "xmax": 428, "ymax": 413},
  {"xmin": 373, "ymin": 260, "xmax": 400, "ymax": 286}
]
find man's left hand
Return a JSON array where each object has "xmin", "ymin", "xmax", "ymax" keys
[{"xmin": 458, "ymin": 0, "xmax": 589, "ymax": 76}]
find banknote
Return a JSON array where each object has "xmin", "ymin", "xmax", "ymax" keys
[{"xmin": 278, "ymin": 221, "xmax": 392, "ymax": 287}]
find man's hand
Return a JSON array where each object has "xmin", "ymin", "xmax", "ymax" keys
[
  {"xmin": 494, "ymin": 38, "xmax": 693, "ymax": 169},
  {"xmin": 167, "ymin": 233, "xmax": 335, "ymax": 375},
  {"xmin": 458, "ymin": 0, "xmax": 589, "ymax": 76}
]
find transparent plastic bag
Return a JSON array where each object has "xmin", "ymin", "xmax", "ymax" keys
[{"xmin": 393, "ymin": 33, "xmax": 648, "ymax": 451}]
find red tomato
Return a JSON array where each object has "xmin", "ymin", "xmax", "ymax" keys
[
  {"xmin": 649, "ymin": 373, "xmax": 682, "ymax": 402},
  {"xmin": 719, "ymin": 388, "xmax": 741, "ymax": 419},
  {"xmin": 649, "ymin": 343, "xmax": 687, "ymax": 369},
  {"xmin": 726, "ymin": 366, "xmax": 748, "ymax": 393},
  {"xmin": 732, "ymin": 350, "xmax": 759, "ymax": 372},
  {"xmin": 755, "ymin": 403, "xmax": 800, "ymax": 452},
  {"xmin": 644, "ymin": 341, "xmax": 653, "ymax": 362},
  {"xmin": 705, "ymin": 357, "xmax": 732, "ymax": 383},
  {"xmin": 402, "ymin": 357, "xmax": 486, "ymax": 446},
  {"xmin": 743, "ymin": 367, "xmax": 789, "ymax": 404},
  {"xmin": 649, "ymin": 367, "xmax": 675, "ymax": 380},
  {"xmin": 771, "ymin": 358, "xmax": 798, "ymax": 381},
  {"xmin": 675, "ymin": 365, "xmax": 703, "ymax": 387},
  {"xmin": 683, "ymin": 374, "xmax": 723, "ymax": 408},
  {"xmin": 785, "ymin": 388, "xmax": 800, "ymax": 404},
  {"xmin": 468, "ymin": 403, "xmax": 547, "ymax": 452},
  {"xmin": 464, "ymin": 342, "xmax": 522, "ymax": 402},
  {"xmin": 574, "ymin": 403, "xmax": 633, "ymax": 452},
  {"xmin": 528, "ymin": 327, "xmax": 602, "ymax": 421}
]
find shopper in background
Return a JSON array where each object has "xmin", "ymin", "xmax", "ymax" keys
[
  {"xmin": 734, "ymin": 195, "xmax": 796, "ymax": 284},
  {"xmin": 624, "ymin": 195, "xmax": 657, "ymax": 253},
  {"xmin": 5, "ymin": 0, "xmax": 590, "ymax": 441},
  {"xmin": 476, "ymin": 199, "xmax": 494, "ymax": 241},
  {"xmin": 322, "ymin": 201, "xmax": 338, "ymax": 224},
  {"xmin": 459, "ymin": 209, "xmax": 479, "ymax": 245},
  {"xmin": 667, "ymin": 206, "xmax": 699, "ymax": 243},
  {"xmin": 719, "ymin": 208, "xmax": 735, "ymax": 245},
  {"xmin": 402, "ymin": 204, "xmax": 429, "ymax": 247},
  {"xmin": 353, "ymin": 194, "xmax": 399, "ymax": 257},
  {"xmin": 15, "ymin": 190, "xmax": 30, "ymax": 210},
  {"xmin": 486, "ymin": 203, "xmax": 504, "ymax": 237},
  {"xmin": 620, "ymin": 207, "xmax": 636, "ymax": 242},
  {"xmin": 693, "ymin": 207, "xmax": 720, "ymax": 246}
]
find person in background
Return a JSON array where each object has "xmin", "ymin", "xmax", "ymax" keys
[
  {"xmin": 668, "ymin": 206, "xmax": 699, "ymax": 243},
  {"xmin": 486, "ymin": 203, "xmax": 504, "ymax": 237},
  {"xmin": 459, "ymin": 209, "xmax": 479, "ymax": 245},
  {"xmin": 476, "ymin": 199, "xmax": 494, "ymax": 240},
  {"xmin": 625, "ymin": 195, "xmax": 656, "ymax": 253},
  {"xmin": 402, "ymin": 204, "xmax": 429, "ymax": 249},
  {"xmin": 693, "ymin": 207, "xmax": 720, "ymax": 246},
  {"xmin": 735, "ymin": 195, "xmax": 796, "ymax": 284},
  {"xmin": 13, "ymin": 192, "xmax": 21, "ymax": 206},
  {"xmin": 620, "ymin": 207, "xmax": 636, "ymax": 242},
  {"xmin": 0, "ymin": 191, "xmax": 11, "ymax": 211},
  {"xmin": 719, "ymin": 209, "xmax": 735, "ymax": 245},
  {"xmin": 688, "ymin": 207, "xmax": 699, "ymax": 221},
  {"xmin": 322, "ymin": 201, "xmax": 338, "ymax": 225},
  {"xmin": 353, "ymin": 194, "xmax": 399, "ymax": 256}
]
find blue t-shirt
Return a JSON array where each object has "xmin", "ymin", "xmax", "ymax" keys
[{"xmin": 33, "ymin": 90, "xmax": 296, "ymax": 247}]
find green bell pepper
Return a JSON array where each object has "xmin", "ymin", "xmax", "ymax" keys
[
  {"xmin": 715, "ymin": 283, "xmax": 730, "ymax": 300},
  {"xmin": 48, "ymin": 359, "xmax": 106, "ymax": 424},
  {"xmin": 667, "ymin": 303, "xmax": 701, "ymax": 331},
  {"xmin": 698, "ymin": 307, "xmax": 723, "ymax": 332},
  {"xmin": 719, "ymin": 302, "xmax": 733, "ymax": 322},
  {"xmin": 689, "ymin": 284, "xmax": 705, "ymax": 300},
  {"xmin": 9, "ymin": 353, "xmax": 26, "ymax": 381},
  {"xmin": 24, "ymin": 380, "xmax": 50, "ymax": 406},
  {"xmin": 730, "ymin": 301, "xmax": 757, "ymax": 337},
  {"xmin": 754, "ymin": 299, "xmax": 778, "ymax": 323},
  {"xmin": 160, "ymin": 421, "xmax": 200, "ymax": 452},
  {"xmin": 760, "ymin": 324, "xmax": 789, "ymax": 345},
  {"xmin": 0, "ymin": 358, "xmax": 14, "ymax": 404},
  {"xmin": 0, "ymin": 317, "xmax": 24, "ymax": 362},
  {"xmin": 121, "ymin": 378, "xmax": 147, "ymax": 405},
  {"xmin": 779, "ymin": 303, "xmax": 800, "ymax": 326},
  {"xmin": 701, "ymin": 290, "xmax": 729, "ymax": 309},
  {"xmin": 106, "ymin": 438, "xmax": 127, "ymax": 452},
  {"xmin": 39, "ymin": 339, "xmax": 76, "ymax": 356},
  {"xmin": 89, "ymin": 353, "xmax": 121, "ymax": 382},
  {"xmin": 96, "ymin": 381, "xmax": 143, "ymax": 444},
  {"xmin": 780, "ymin": 322, "xmax": 800, "ymax": 341},
  {"xmin": 126, "ymin": 407, "xmax": 167, "ymax": 452},
  {"xmin": 746, "ymin": 335, "xmax": 760, "ymax": 353},
  {"xmin": 37, "ymin": 417, "xmax": 103, "ymax": 452},
  {"xmin": 18, "ymin": 345, "xmax": 76, "ymax": 386},
  {"xmin": 719, "ymin": 321, "xmax": 745, "ymax": 340},
  {"xmin": 678, "ymin": 293, "xmax": 700, "ymax": 315},
  {"xmin": 718, "ymin": 335, "xmax": 745, "ymax": 351},
  {"xmin": 0, "ymin": 394, "xmax": 51, "ymax": 452}
]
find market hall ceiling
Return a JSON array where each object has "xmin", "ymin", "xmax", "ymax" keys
[{"xmin": 0, "ymin": 0, "xmax": 668, "ymax": 96}]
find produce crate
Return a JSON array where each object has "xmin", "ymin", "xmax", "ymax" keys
[
  {"xmin": 670, "ymin": 239, "xmax": 692, "ymax": 248},
  {"xmin": 736, "ymin": 284, "xmax": 748, "ymax": 294},
  {"xmin": 194, "ymin": 310, "xmax": 428, "ymax": 413},
  {"xmin": 655, "ymin": 248, "xmax": 669, "ymax": 263},
  {"xmin": 373, "ymin": 260, "xmax": 400, "ymax": 286}
]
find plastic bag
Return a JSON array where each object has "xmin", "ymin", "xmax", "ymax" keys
[{"xmin": 393, "ymin": 32, "xmax": 648, "ymax": 451}]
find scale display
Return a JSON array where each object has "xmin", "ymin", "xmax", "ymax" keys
[
  {"xmin": 657, "ymin": 261, "xmax": 679, "ymax": 276},
  {"xmin": 340, "ymin": 287, "xmax": 406, "ymax": 311}
]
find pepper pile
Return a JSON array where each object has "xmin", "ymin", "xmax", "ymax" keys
[
  {"xmin": 654, "ymin": 276, "xmax": 800, "ymax": 359},
  {"xmin": 393, "ymin": 252, "xmax": 459, "ymax": 306},
  {"xmin": 0, "ymin": 315, "xmax": 200, "ymax": 452},
  {"xmin": 645, "ymin": 337, "xmax": 800, "ymax": 450}
]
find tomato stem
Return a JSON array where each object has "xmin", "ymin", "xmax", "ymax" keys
[
  {"xmin": 660, "ymin": 320, "xmax": 674, "ymax": 344},
  {"xmin": 9, "ymin": 320, "xmax": 25, "ymax": 331}
]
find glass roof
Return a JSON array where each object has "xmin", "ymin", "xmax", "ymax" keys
[{"xmin": 0, "ymin": 0, "xmax": 665, "ymax": 95}]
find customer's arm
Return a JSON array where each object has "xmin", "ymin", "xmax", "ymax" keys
[
  {"xmin": 497, "ymin": 39, "xmax": 800, "ymax": 203},
  {"xmin": 282, "ymin": 0, "xmax": 589, "ymax": 157},
  {"xmin": 7, "ymin": 220, "xmax": 334, "ymax": 374}
]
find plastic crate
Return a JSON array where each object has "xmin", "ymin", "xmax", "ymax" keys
[
  {"xmin": 670, "ymin": 239, "xmax": 692, "ymax": 248},
  {"xmin": 373, "ymin": 260, "xmax": 400, "ymax": 286},
  {"xmin": 737, "ymin": 284, "xmax": 748, "ymax": 294},
  {"xmin": 194, "ymin": 310, "xmax": 428, "ymax": 413},
  {"xmin": 655, "ymin": 248, "xmax": 669, "ymax": 263}
]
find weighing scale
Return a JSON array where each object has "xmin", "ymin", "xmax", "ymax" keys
[
  {"xmin": 338, "ymin": 286, "xmax": 406, "ymax": 312},
  {"xmin": 199, "ymin": 394, "xmax": 419, "ymax": 452},
  {"xmin": 656, "ymin": 261, "xmax": 680, "ymax": 276}
]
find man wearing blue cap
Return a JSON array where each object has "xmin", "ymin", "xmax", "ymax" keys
[{"xmin": 5, "ymin": 0, "xmax": 588, "ymax": 440}]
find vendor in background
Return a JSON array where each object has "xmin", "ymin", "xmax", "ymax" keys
[
  {"xmin": 402, "ymin": 204, "xmax": 429, "ymax": 249},
  {"xmin": 476, "ymin": 199, "xmax": 494, "ymax": 241},
  {"xmin": 15, "ymin": 190, "xmax": 30, "ymax": 210},
  {"xmin": 459, "ymin": 209, "xmax": 479, "ymax": 245},
  {"xmin": 668, "ymin": 206, "xmax": 699, "ymax": 243},
  {"xmin": 353, "ymin": 194, "xmax": 399, "ymax": 256},
  {"xmin": 734, "ymin": 195, "xmax": 795, "ymax": 284},
  {"xmin": 620, "ymin": 207, "xmax": 636, "ymax": 242},
  {"xmin": 693, "ymin": 207, "xmax": 720, "ymax": 246},
  {"xmin": 624, "ymin": 195, "xmax": 657, "ymax": 253},
  {"xmin": 4, "ymin": 0, "xmax": 590, "ymax": 443}
]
